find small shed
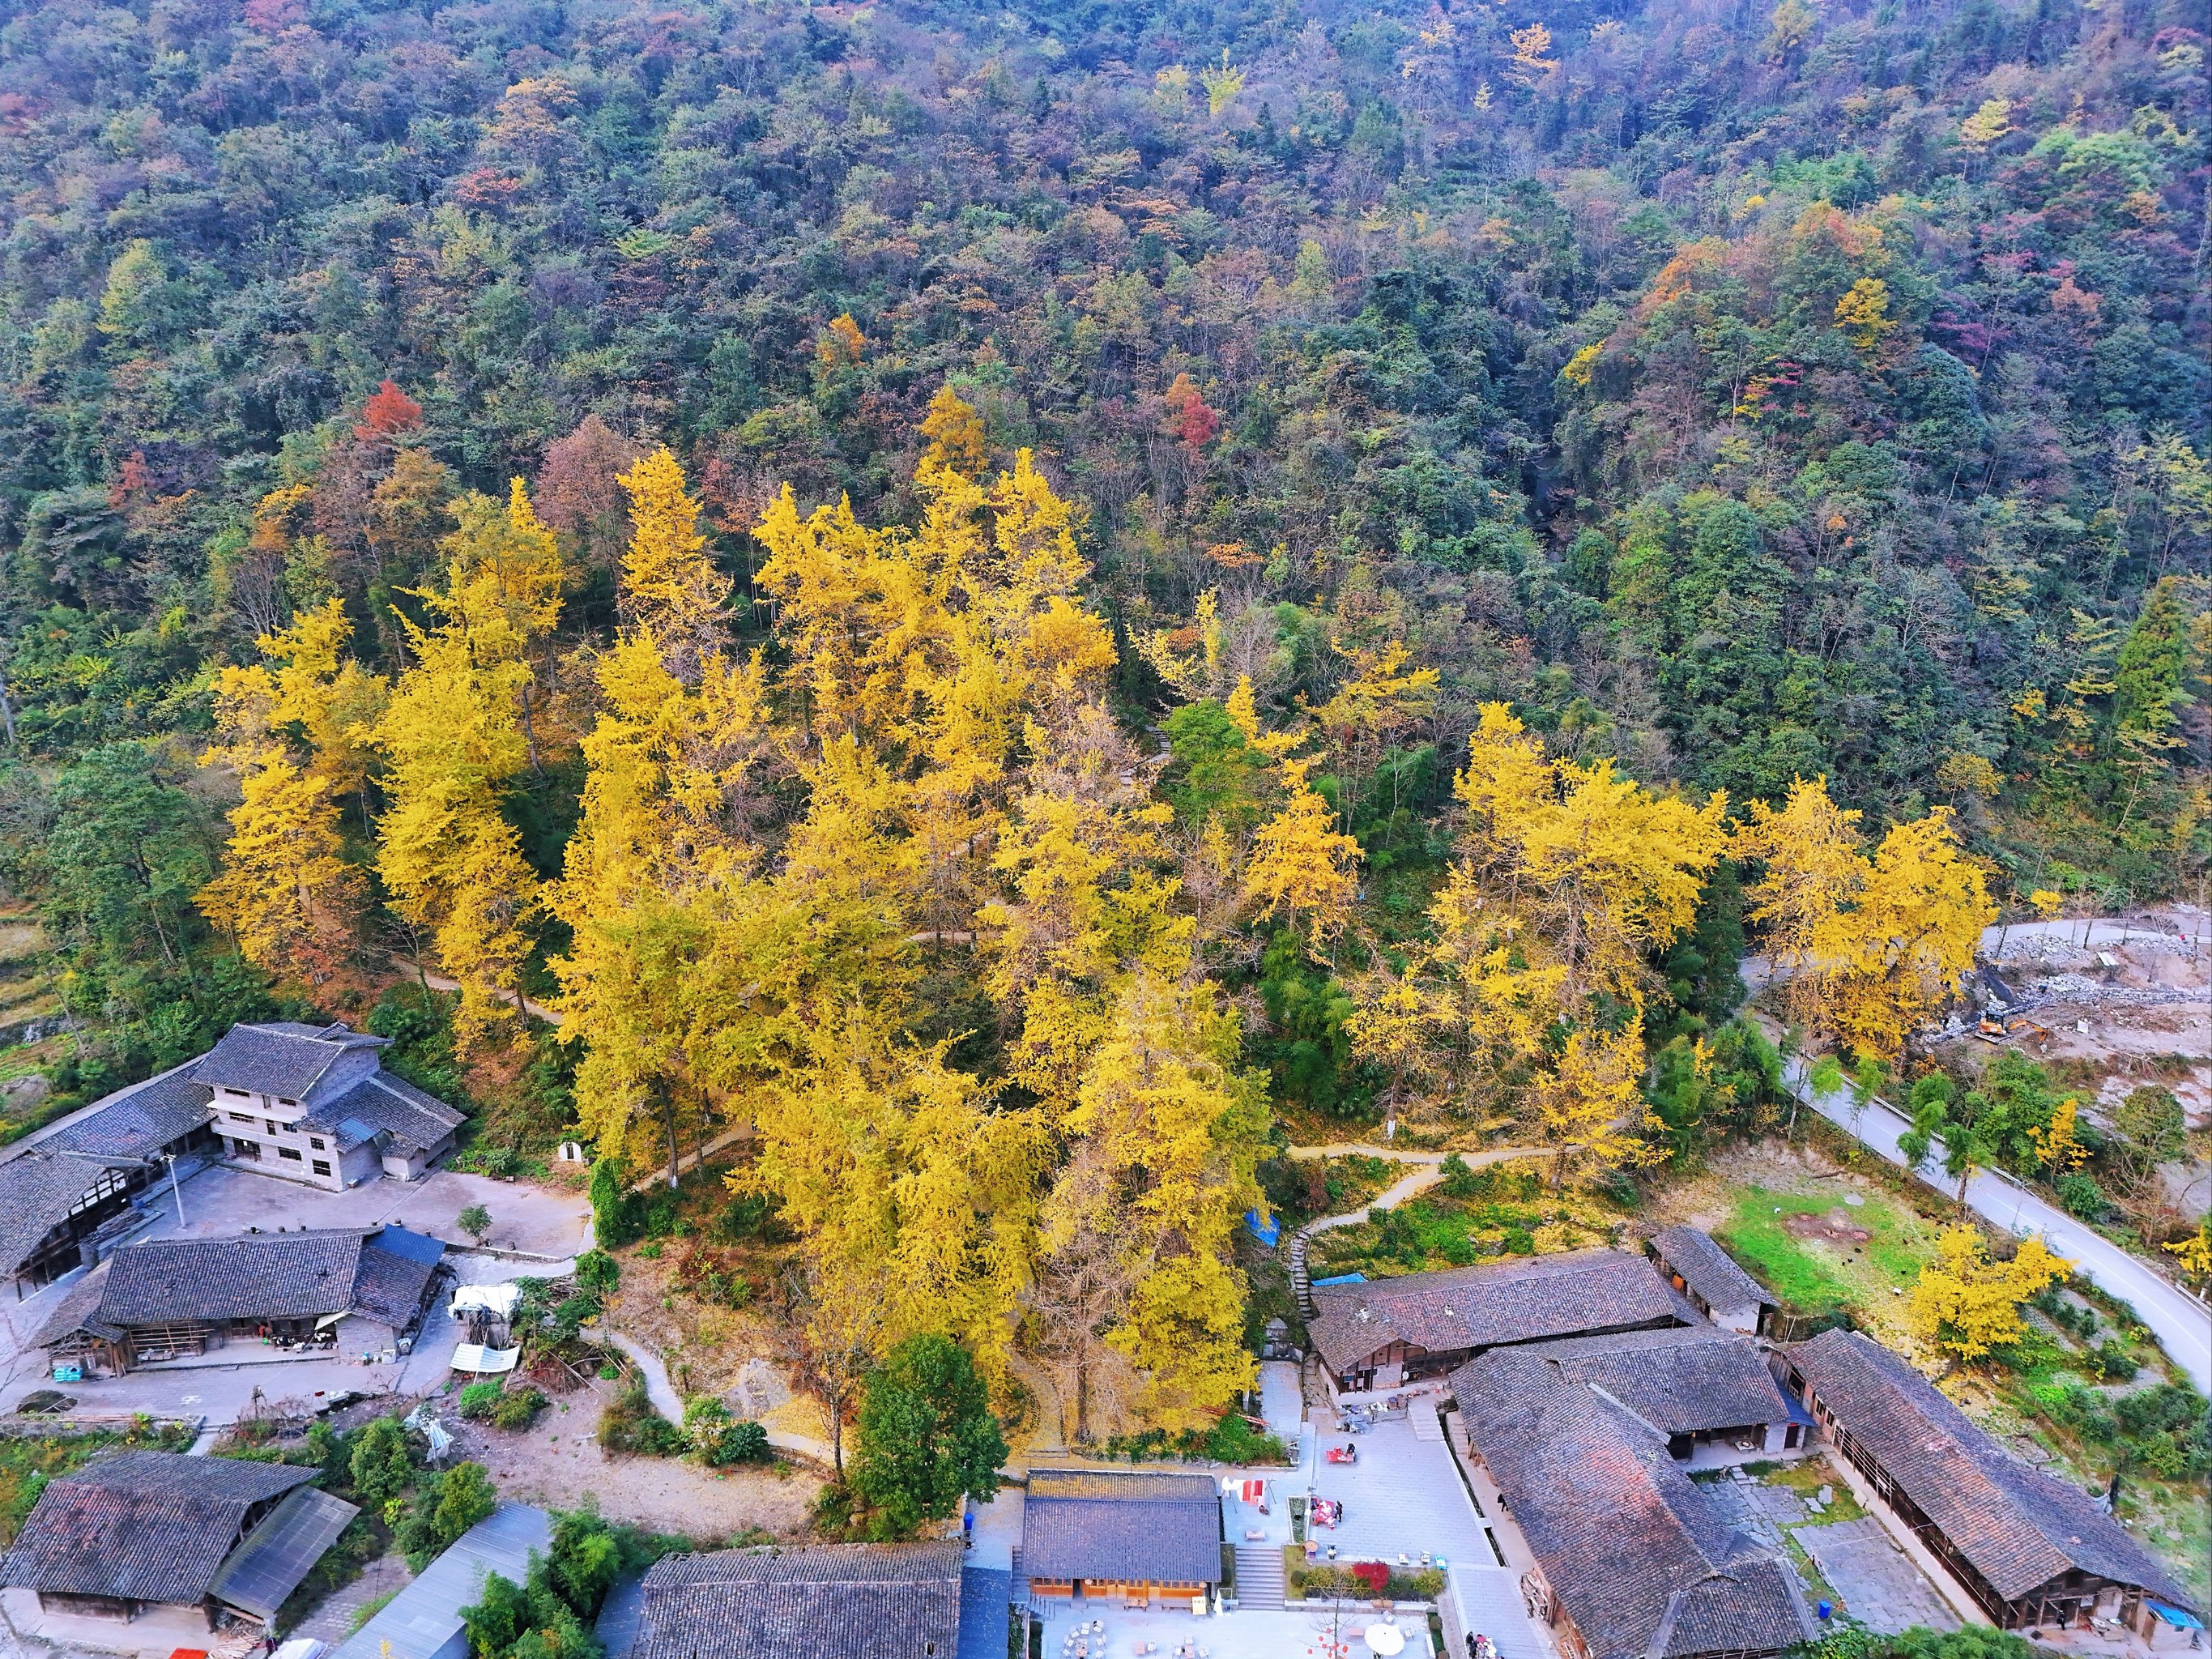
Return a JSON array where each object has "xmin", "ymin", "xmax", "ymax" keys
[{"xmin": 1647, "ymin": 1226, "xmax": 1775, "ymax": 1335}]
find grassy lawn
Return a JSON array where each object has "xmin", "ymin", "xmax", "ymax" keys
[{"xmin": 1712, "ymin": 1184, "xmax": 1937, "ymax": 1326}]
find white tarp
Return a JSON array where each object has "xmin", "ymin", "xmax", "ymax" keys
[
  {"xmin": 274, "ymin": 1639, "xmax": 329, "ymax": 1659},
  {"xmin": 403, "ymin": 1401, "xmax": 454, "ymax": 1461},
  {"xmin": 452, "ymin": 1343, "xmax": 521, "ymax": 1374},
  {"xmin": 450, "ymin": 1284, "xmax": 522, "ymax": 1319}
]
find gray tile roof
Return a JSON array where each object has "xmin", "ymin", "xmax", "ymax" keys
[
  {"xmin": 30, "ymin": 1258, "xmax": 124, "ymax": 1346},
  {"xmin": 305, "ymin": 1072, "xmax": 462, "ymax": 1154},
  {"xmin": 0, "ymin": 1150, "xmax": 137, "ymax": 1279},
  {"xmin": 1650, "ymin": 1227, "xmax": 1775, "ymax": 1313},
  {"xmin": 1452, "ymin": 1356, "xmax": 1813, "ymax": 1659},
  {"xmin": 194, "ymin": 1021, "xmax": 381, "ymax": 1101},
  {"xmin": 1788, "ymin": 1328, "xmax": 2194, "ymax": 1610},
  {"xmin": 1308, "ymin": 1249, "xmax": 1682, "ymax": 1374},
  {"xmin": 0, "ymin": 1450, "xmax": 314, "ymax": 1606},
  {"xmin": 1021, "ymin": 1469, "xmax": 1221, "ymax": 1587},
  {"xmin": 1481, "ymin": 1324, "xmax": 1793, "ymax": 1436},
  {"xmin": 45, "ymin": 1061, "xmax": 212, "ymax": 1159},
  {"xmin": 348, "ymin": 1234, "xmax": 443, "ymax": 1328},
  {"xmin": 75, "ymin": 1227, "xmax": 441, "ymax": 1332},
  {"xmin": 636, "ymin": 1539, "xmax": 965, "ymax": 1659}
]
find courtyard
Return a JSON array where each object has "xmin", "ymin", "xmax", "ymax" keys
[
  {"xmin": 1037, "ymin": 1597, "xmax": 1429, "ymax": 1659},
  {"xmin": 0, "ymin": 1164, "xmax": 582, "ymax": 1422}
]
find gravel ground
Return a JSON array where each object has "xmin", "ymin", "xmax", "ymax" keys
[{"xmin": 443, "ymin": 1378, "xmax": 823, "ymax": 1545}]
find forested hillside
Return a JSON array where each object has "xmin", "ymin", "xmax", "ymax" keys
[{"xmin": 0, "ymin": 0, "xmax": 2205, "ymax": 1431}]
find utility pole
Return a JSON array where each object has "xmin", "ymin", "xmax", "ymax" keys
[{"xmin": 166, "ymin": 1153, "xmax": 185, "ymax": 1228}]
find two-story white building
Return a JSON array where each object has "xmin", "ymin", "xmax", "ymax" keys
[{"xmin": 196, "ymin": 1022, "xmax": 463, "ymax": 1192}]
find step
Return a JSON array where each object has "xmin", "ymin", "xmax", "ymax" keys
[
  {"xmin": 1413, "ymin": 1404, "xmax": 1447, "ymax": 1442},
  {"xmin": 1234, "ymin": 1543, "xmax": 1287, "ymax": 1610}
]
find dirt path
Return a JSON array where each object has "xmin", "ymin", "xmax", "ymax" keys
[
  {"xmin": 1285, "ymin": 1142, "xmax": 1553, "ymax": 1311},
  {"xmin": 448, "ymin": 1379, "xmax": 820, "ymax": 1544}
]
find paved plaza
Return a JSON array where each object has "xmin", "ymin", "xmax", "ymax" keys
[
  {"xmin": 1307, "ymin": 1416, "xmax": 1490, "ymax": 1572},
  {"xmin": 1037, "ymin": 1597, "xmax": 1428, "ymax": 1659},
  {"xmin": 1799, "ymin": 1517, "xmax": 1963, "ymax": 1635}
]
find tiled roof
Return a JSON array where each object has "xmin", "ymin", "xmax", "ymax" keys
[
  {"xmin": 71, "ymin": 1227, "xmax": 440, "ymax": 1337},
  {"xmin": 635, "ymin": 1540, "xmax": 964, "ymax": 1659},
  {"xmin": 1453, "ymin": 1355, "xmax": 1813, "ymax": 1659},
  {"xmin": 0, "ymin": 1450, "xmax": 313, "ymax": 1605},
  {"xmin": 0, "ymin": 1150, "xmax": 136, "ymax": 1279},
  {"xmin": 1021, "ymin": 1469, "xmax": 1221, "ymax": 1587},
  {"xmin": 31, "ymin": 1259, "xmax": 124, "ymax": 1346},
  {"xmin": 1483, "ymin": 1324, "xmax": 1793, "ymax": 1436},
  {"xmin": 1650, "ymin": 1227, "xmax": 1775, "ymax": 1312},
  {"xmin": 1788, "ymin": 1328, "xmax": 2193, "ymax": 1610},
  {"xmin": 100, "ymin": 1230, "xmax": 371, "ymax": 1324},
  {"xmin": 194, "ymin": 1022, "xmax": 381, "ymax": 1101},
  {"xmin": 305, "ymin": 1072, "xmax": 462, "ymax": 1154},
  {"xmin": 348, "ymin": 1234, "xmax": 443, "ymax": 1328},
  {"xmin": 45, "ymin": 1061, "xmax": 213, "ymax": 1160},
  {"xmin": 1308, "ymin": 1249, "xmax": 1682, "ymax": 1373}
]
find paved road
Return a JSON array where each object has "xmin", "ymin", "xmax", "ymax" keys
[{"xmin": 1779, "ymin": 1053, "xmax": 2212, "ymax": 1392}]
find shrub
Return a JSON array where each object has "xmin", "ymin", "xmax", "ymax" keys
[
  {"xmin": 574, "ymin": 1248, "xmax": 620, "ymax": 1295},
  {"xmin": 1502, "ymin": 1227, "xmax": 1535, "ymax": 1255},
  {"xmin": 2054, "ymin": 1172, "xmax": 2108, "ymax": 1220},
  {"xmin": 347, "ymin": 1416, "xmax": 417, "ymax": 1508},
  {"xmin": 1438, "ymin": 1154, "xmax": 1478, "ymax": 1198},
  {"xmin": 2091, "ymin": 1341, "xmax": 2138, "ymax": 1382},
  {"xmin": 600, "ymin": 1382, "xmax": 685, "ymax": 1457},
  {"xmin": 458, "ymin": 1381, "xmax": 505, "ymax": 1421},
  {"xmin": 703, "ymin": 1421, "xmax": 772, "ymax": 1466},
  {"xmin": 590, "ymin": 1159, "xmax": 640, "ymax": 1249},
  {"xmin": 491, "ymin": 1388, "xmax": 546, "ymax": 1431}
]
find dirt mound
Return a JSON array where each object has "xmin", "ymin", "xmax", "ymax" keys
[{"xmin": 1785, "ymin": 1209, "xmax": 1872, "ymax": 1246}]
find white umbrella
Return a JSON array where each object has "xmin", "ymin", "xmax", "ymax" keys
[{"xmin": 1364, "ymin": 1625, "xmax": 1405, "ymax": 1656}]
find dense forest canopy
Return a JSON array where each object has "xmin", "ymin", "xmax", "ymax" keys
[{"xmin": 0, "ymin": 0, "xmax": 2205, "ymax": 1433}]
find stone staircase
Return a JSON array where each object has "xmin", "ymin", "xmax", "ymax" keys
[
  {"xmin": 1234, "ymin": 1542, "xmax": 1287, "ymax": 1610},
  {"xmin": 1289, "ymin": 1228, "xmax": 1314, "ymax": 1315}
]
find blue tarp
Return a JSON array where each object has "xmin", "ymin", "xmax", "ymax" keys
[
  {"xmin": 1311, "ymin": 1272, "xmax": 1367, "ymax": 1287},
  {"xmin": 1244, "ymin": 1209, "xmax": 1280, "ymax": 1247},
  {"xmin": 2148, "ymin": 1604, "xmax": 2204, "ymax": 1631}
]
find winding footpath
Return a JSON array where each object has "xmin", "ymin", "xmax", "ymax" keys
[
  {"xmin": 1776, "ymin": 1051, "xmax": 2212, "ymax": 1392},
  {"xmin": 1283, "ymin": 1141, "xmax": 1553, "ymax": 1312}
]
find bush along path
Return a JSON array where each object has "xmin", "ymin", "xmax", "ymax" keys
[{"xmin": 1283, "ymin": 1144, "xmax": 1551, "ymax": 1316}]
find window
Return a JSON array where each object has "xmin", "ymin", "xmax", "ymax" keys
[
  {"xmin": 229, "ymin": 1111, "xmax": 254, "ymax": 1123},
  {"xmin": 224, "ymin": 1086, "xmax": 250, "ymax": 1098},
  {"xmin": 234, "ymin": 1140, "xmax": 260, "ymax": 1160},
  {"xmin": 278, "ymin": 1097, "xmax": 299, "ymax": 1107},
  {"xmin": 266, "ymin": 1120, "xmax": 282, "ymax": 1134},
  {"xmin": 309, "ymin": 1137, "xmax": 326, "ymax": 1150},
  {"xmin": 279, "ymin": 1147, "xmax": 303, "ymax": 1162},
  {"xmin": 312, "ymin": 1160, "xmax": 331, "ymax": 1176}
]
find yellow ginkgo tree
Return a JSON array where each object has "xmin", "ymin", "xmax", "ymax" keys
[
  {"xmin": 1733, "ymin": 775, "xmax": 1994, "ymax": 1060},
  {"xmin": 374, "ymin": 482, "xmax": 565, "ymax": 1047}
]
